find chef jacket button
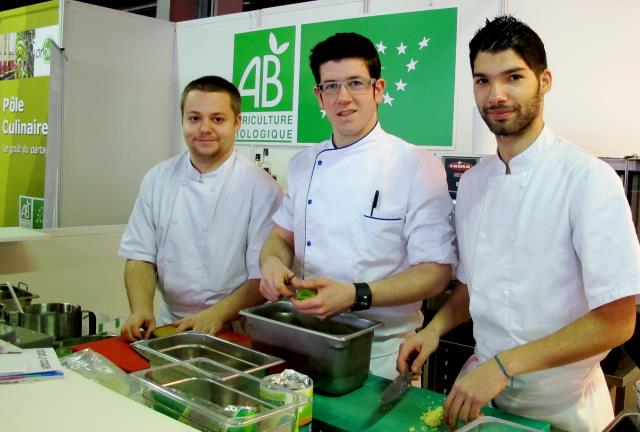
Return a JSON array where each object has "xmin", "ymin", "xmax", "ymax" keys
[
  {"xmin": 307, "ymin": 199, "xmax": 312, "ymax": 205},
  {"xmin": 510, "ymin": 233, "xmax": 516, "ymax": 241},
  {"xmin": 202, "ymin": 227, "xmax": 208, "ymax": 232},
  {"xmin": 306, "ymin": 241, "xmax": 311, "ymax": 247},
  {"xmin": 317, "ymin": 160, "xmax": 323, "ymax": 166},
  {"xmin": 172, "ymin": 219, "xmax": 178, "ymax": 224},
  {"xmin": 503, "ymin": 289, "xmax": 509, "ymax": 296},
  {"xmin": 196, "ymin": 264, "xmax": 202, "ymax": 270}
]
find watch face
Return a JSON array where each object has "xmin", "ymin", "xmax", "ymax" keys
[{"xmin": 352, "ymin": 283, "xmax": 372, "ymax": 311}]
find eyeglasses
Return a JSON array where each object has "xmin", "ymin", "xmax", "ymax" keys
[{"xmin": 316, "ymin": 77, "xmax": 376, "ymax": 96}]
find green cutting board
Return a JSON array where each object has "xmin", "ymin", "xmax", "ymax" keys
[{"xmin": 313, "ymin": 375, "xmax": 551, "ymax": 431}]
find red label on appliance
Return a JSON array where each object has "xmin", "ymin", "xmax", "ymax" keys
[{"xmin": 448, "ymin": 161, "xmax": 473, "ymax": 171}]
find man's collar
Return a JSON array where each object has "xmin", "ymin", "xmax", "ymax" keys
[
  {"xmin": 330, "ymin": 122, "xmax": 383, "ymax": 150},
  {"xmin": 491, "ymin": 125, "xmax": 554, "ymax": 175}
]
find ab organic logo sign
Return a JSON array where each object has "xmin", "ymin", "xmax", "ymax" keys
[
  {"xmin": 19, "ymin": 195, "xmax": 44, "ymax": 229},
  {"xmin": 40, "ymin": 37, "xmax": 54, "ymax": 62},
  {"xmin": 233, "ymin": 26, "xmax": 296, "ymax": 144}
]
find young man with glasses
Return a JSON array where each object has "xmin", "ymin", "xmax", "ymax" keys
[{"xmin": 259, "ymin": 32, "xmax": 456, "ymax": 379}]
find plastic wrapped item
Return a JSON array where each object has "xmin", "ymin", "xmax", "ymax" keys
[
  {"xmin": 60, "ymin": 348, "xmax": 140, "ymax": 397},
  {"xmin": 260, "ymin": 370, "xmax": 313, "ymax": 432}
]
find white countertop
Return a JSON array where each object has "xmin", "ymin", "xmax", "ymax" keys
[
  {"xmin": 0, "ymin": 227, "xmax": 49, "ymax": 242},
  {"xmin": 0, "ymin": 368, "xmax": 196, "ymax": 431}
]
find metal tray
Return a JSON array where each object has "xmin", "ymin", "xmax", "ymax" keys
[
  {"xmin": 131, "ymin": 330, "xmax": 284, "ymax": 379},
  {"xmin": 241, "ymin": 300, "xmax": 382, "ymax": 341},
  {"xmin": 240, "ymin": 301, "xmax": 383, "ymax": 395}
]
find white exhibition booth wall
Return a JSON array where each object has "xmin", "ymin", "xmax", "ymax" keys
[
  {"xmin": 53, "ymin": 0, "xmax": 640, "ymax": 227},
  {"xmin": 52, "ymin": 0, "xmax": 176, "ymax": 227}
]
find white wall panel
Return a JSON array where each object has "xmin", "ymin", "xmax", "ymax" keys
[
  {"xmin": 60, "ymin": 1, "xmax": 175, "ymax": 226},
  {"xmin": 510, "ymin": 0, "xmax": 640, "ymax": 157}
]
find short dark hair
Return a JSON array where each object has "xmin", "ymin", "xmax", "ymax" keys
[
  {"xmin": 469, "ymin": 16, "xmax": 547, "ymax": 75},
  {"xmin": 309, "ymin": 32, "xmax": 381, "ymax": 84},
  {"xmin": 180, "ymin": 75, "xmax": 241, "ymax": 116}
]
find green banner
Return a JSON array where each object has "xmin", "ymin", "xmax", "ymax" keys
[
  {"xmin": 297, "ymin": 8, "xmax": 457, "ymax": 146},
  {"xmin": 0, "ymin": 1, "xmax": 58, "ymax": 227},
  {"xmin": 0, "ymin": 1, "xmax": 58, "ymax": 34}
]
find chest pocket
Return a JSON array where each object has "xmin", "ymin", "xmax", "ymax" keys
[{"xmin": 356, "ymin": 213, "xmax": 406, "ymax": 269}]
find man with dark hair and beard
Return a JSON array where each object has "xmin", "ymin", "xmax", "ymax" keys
[{"xmin": 397, "ymin": 16, "xmax": 640, "ymax": 431}]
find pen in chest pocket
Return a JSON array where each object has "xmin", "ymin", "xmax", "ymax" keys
[{"xmin": 370, "ymin": 190, "xmax": 379, "ymax": 217}]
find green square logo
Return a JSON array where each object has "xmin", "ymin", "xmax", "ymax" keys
[
  {"xmin": 32, "ymin": 197, "xmax": 44, "ymax": 229},
  {"xmin": 18, "ymin": 195, "xmax": 44, "ymax": 229},
  {"xmin": 233, "ymin": 26, "xmax": 296, "ymax": 144}
]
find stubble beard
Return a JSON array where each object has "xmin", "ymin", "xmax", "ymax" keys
[{"xmin": 481, "ymin": 89, "xmax": 542, "ymax": 138}]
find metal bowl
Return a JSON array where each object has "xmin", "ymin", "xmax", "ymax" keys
[{"xmin": 240, "ymin": 301, "xmax": 383, "ymax": 395}]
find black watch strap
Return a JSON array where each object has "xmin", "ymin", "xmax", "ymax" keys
[{"xmin": 351, "ymin": 282, "xmax": 372, "ymax": 311}]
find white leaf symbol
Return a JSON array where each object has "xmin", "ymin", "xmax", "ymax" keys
[{"xmin": 269, "ymin": 32, "xmax": 289, "ymax": 55}]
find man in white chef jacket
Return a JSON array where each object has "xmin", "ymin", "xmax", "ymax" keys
[
  {"xmin": 397, "ymin": 16, "xmax": 640, "ymax": 431},
  {"xmin": 259, "ymin": 33, "xmax": 457, "ymax": 379},
  {"xmin": 119, "ymin": 76, "xmax": 282, "ymax": 341}
]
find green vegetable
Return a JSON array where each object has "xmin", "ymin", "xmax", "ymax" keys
[{"xmin": 295, "ymin": 288, "xmax": 317, "ymax": 300}]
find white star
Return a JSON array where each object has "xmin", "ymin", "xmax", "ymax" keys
[
  {"xmin": 396, "ymin": 42, "xmax": 407, "ymax": 55},
  {"xmin": 376, "ymin": 41, "xmax": 387, "ymax": 54},
  {"xmin": 395, "ymin": 79, "xmax": 407, "ymax": 91},
  {"xmin": 406, "ymin": 58, "xmax": 418, "ymax": 72},
  {"xmin": 382, "ymin": 92, "xmax": 394, "ymax": 106},
  {"xmin": 320, "ymin": 109, "xmax": 326, "ymax": 118},
  {"xmin": 418, "ymin": 37, "xmax": 430, "ymax": 49}
]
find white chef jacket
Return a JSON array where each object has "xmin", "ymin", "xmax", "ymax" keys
[
  {"xmin": 455, "ymin": 126, "xmax": 640, "ymax": 431},
  {"xmin": 119, "ymin": 151, "xmax": 282, "ymax": 324},
  {"xmin": 273, "ymin": 124, "xmax": 457, "ymax": 366}
]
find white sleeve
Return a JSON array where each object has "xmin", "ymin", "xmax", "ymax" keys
[
  {"xmin": 272, "ymin": 157, "xmax": 297, "ymax": 231},
  {"xmin": 453, "ymin": 211, "xmax": 468, "ymax": 285},
  {"xmin": 571, "ymin": 162, "xmax": 640, "ymax": 308},
  {"xmin": 271, "ymin": 192, "xmax": 294, "ymax": 232},
  {"xmin": 118, "ymin": 170, "xmax": 158, "ymax": 263},
  {"xmin": 245, "ymin": 176, "xmax": 284, "ymax": 279},
  {"xmin": 404, "ymin": 149, "xmax": 457, "ymax": 266}
]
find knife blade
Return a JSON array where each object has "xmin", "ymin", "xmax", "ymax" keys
[
  {"xmin": 378, "ymin": 350, "xmax": 418, "ymax": 408},
  {"xmin": 379, "ymin": 369, "xmax": 412, "ymax": 407},
  {"xmin": 361, "ymin": 366, "xmax": 414, "ymax": 429}
]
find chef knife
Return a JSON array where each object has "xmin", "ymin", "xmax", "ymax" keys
[
  {"xmin": 361, "ymin": 352, "xmax": 419, "ymax": 429},
  {"xmin": 379, "ymin": 351, "xmax": 418, "ymax": 408}
]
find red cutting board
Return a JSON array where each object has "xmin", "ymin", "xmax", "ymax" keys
[
  {"xmin": 71, "ymin": 331, "xmax": 252, "ymax": 373},
  {"xmin": 72, "ymin": 336, "xmax": 150, "ymax": 373}
]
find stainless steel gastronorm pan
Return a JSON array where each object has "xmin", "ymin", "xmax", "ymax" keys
[
  {"xmin": 131, "ymin": 330, "xmax": 284, "ymax": 379},
  {"xmin": 240, "ymin": 301, "xmax": 383, "ymax": 395}
]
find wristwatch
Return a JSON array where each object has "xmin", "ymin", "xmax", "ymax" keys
[{"xmin": 351, "ymin": 282, "xmax": 372, "ymax": 311}]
